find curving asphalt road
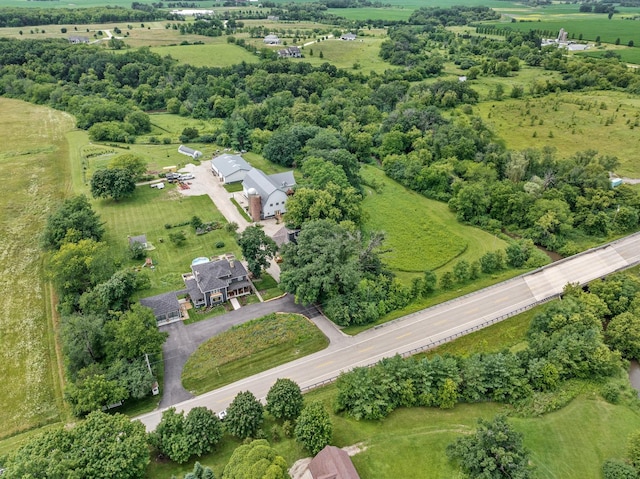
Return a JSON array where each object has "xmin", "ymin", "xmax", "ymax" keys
[{"xmin": 137, "ymin": 232, "xmax": 640, "ymax": 431}]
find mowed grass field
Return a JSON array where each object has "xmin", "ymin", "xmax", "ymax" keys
[
  {"xmin": 0, "ymin": 98, "xmax": 74, "ymax": 439},
  {"xmin": 476, "ymin": 90, "xmax": 640, "ymax": 177},
  {"xmin": 66, "ymin": 129, "xmax": 242, "ymax": 296},
  {"xmin": 296, "ymin": 35, "xmax": 392, "ymax": 73},
  {"xmin": 361, "ymin": 164, "xmax": 507, "ymax": 276},
  {"xmin": 150, "ymin": 41, "xmax": 260, "ymax": 67}
]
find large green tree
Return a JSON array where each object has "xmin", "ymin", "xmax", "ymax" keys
[
  {"xmin": 3, "ymin": 411, "xmax": 149, "ymax": 479},
  {"xmin": 42, "ymin": 195, "xmax": 104, "ymax": 250},
  {"xmin": 266, "ymin": 378, "xmax": 304, "ymax": 421},
  {"xmin": 91, "ymin": 167, "xmax": 136, "ymax": 201},
  {"xmin": 446, "ymin": 415, "xmax": 532, "ymax": 479},
  {"xmin": 105, "ymin": 303, "xmax": 168, "ymax": 361},
  {"xmin": 222, "ymin": 439, "xmax": 289, "ymax": 479},
  {"xmin": 224, "ymin": 391, "xmax": 264, "ymax": 440},
  {"xmin": 149, "ymin": 407, "xmax": 223, "ymax": 464},
  {"xmin": 295, "ymin": 402, "xmax": 333, "ymax": 455},
  {"xmin": 237, "ymin": 225, "xmax": 278, "ymax": 279},
  {"xmin": 280, "ymin": 219, "xmax": 362, "ymax": 306},
  {"xmin": 109, "ymin": 153, "xmax": 147, "ymax": 180},
  {"xmin": 607, "ymin": 310, "xmax": 640, "ymax": 360},
  {"xmin": 61, "ymin": 313, "xmax": 106, "ymax": 378}
]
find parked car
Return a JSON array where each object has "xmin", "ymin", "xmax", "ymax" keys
[
  {"xmin": 217, "ymin": 409, "xmax": 227, "ymax": 421},
  {"xmin": 179, "ymin": 173, "xmax": 195, "ymax": 181}
]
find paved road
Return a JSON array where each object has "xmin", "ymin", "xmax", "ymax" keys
[{"xmin": 137, "ymin": 233, "xmax": 640, "ymax": 431}]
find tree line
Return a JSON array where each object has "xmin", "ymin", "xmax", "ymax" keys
[
  {"xmin": 0, "ymin": 6, "xmax": 167, "ymax": 28},
  {"xmin": 334, "ymin": 272, "xmax": 640, "ymax": 420}
]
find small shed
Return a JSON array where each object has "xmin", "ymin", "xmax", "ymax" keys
[
  {"xmin": 178, "ymin": 145, "xmax": 203, "ymax": 159},
  {"xmin": 128, "ymin": 234, "xmax": 148, "ymax": 249},
  {"xmin": 611, "ymin": 178, "xmax": 623, "ymax": 188}
]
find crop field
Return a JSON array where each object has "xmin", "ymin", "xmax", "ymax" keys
[
  {"xmin": 327, "ymin": 7, "xmax": 413, "ymax": 21},
  {"xmin": 578, "ymin": 47, "xmax": 640, "ymax": 65},
  {"xmin": 182, "ymin": 313, "xmax": 328, "ymax": 394},
  {"xmin": 0, "ymin": 98, "xmax": 74, "ymax": 439},
  {"xmin": 476, "ymin": 90, "xmax": 640, "ymax": 177},
  {"xmin": 484, "ymin": 16, "xmax": 640, "ymax": 47}
]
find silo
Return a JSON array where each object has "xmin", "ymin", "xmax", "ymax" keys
[{"xmin": 247, "ymin": 188, "xmax": 262, "ymax": 222}]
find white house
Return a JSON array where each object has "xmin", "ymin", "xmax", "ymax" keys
[
  {"xmin": 340, "ymin": 33, "xmax": 357, "ymax": 41},
  {"xmin": 211, "ymin": 153, "xmax": 251, "ymax": 184},
  {"xmin": 178, "ymin": 145, "xmax": 203, "ymax": 159},
  {"xmin": 242, "ymin": 168, "xmax": 295, "ymax": 220},
  {"xmin": 264, "ymin": 34, "xmax": 281, "ymax": 45}
]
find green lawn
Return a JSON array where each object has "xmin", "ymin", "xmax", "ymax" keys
[
  {"xmin": 182, "ymin": 313, "xmax": 329, "ymax": 394},
  {"xmin": 361, "ymin": 164, "xmax": 507, "ymax": 275},
  {"xmin": 476, "ymin": 91, "xmax": 640, "ymax": 177},
  {"xmin": 97, "ymin": 187, "xmax": 242, "ymax": 296},
  {"xmin": 253, "ymin": 272, "xmax": 285, "ymax": 300},
  {"xmin": 294, "ymin": 35, "xmax": 393, "ymax": 74}
]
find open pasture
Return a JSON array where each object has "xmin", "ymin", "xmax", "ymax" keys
[
  {"xmin": 0, "ymin": 98, "xmax": 74, "ymax": 439},
  {"xmin": 289, "ymin": 35, "xmax": 392, "ymax": 73},
  {"xmin": 361, "ymin": 164, "xmax": 507, "ymax": 277},
  {"xmin": 578, "ymin": 46, "xmax": 640, "ymax": 65},
  {"xmin": 476, "ymin": 91, "xmax": 640, "ymax": 177},
  {"xmin": 151, "ymin": 41, "xmax": 260, "ymax": 67}
]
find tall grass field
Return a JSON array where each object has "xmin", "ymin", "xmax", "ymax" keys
[
  {"xmin": 0, "ymin": 98, "xmax": 74, "ymax": 439},
  {"xmin": 361, "ymin": 164, "xmax": 507, "ymax": 277}
]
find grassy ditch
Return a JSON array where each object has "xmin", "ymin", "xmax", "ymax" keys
[{"xmin": 182, "ymin": 313, "xmax": 328, "ymax": 394}]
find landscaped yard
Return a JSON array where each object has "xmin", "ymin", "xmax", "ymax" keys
[
  {"xmin": 0, "ymin": 98, "xmax": 73, "ymax": 440},
  {"xmin": 182, "ymin": 313, "xmax": 328, "ymax": 394},
  {"xmin": 97, "ymin": 187, "xmax": 242, "ymax": 297}
]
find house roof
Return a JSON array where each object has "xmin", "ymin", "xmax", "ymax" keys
[
  {"xmin": 211, "ymin": 154, "xmax": 251, "ymax": 177},
  {"xmin": 341, "ymin": 33, "xmax": 357, "ymax": 40},
  {"xmin": 264, "ymin": 34, "xmax": 280, "ymax": 41},
  {"xmin": 191, "ymin": 258, "xmax": 248, "ymax": 294},
  {"xmin": 140, "ymin": 292, "xmax": 180, "ymax": 318},
  {"xmin": 243, "ymin": 168, "xmax": 295, "ymax": 204},
  {"xmin": 272, "ymin": 226, "xmax": 298, "ymax": 246},
  {"xmin": 185, "ymin": 277, "xmax": 205, "ymax": 304},
  {"xmin": 308, "ymin": 446, "xmax": 360, "ymax": 479},
  {"xmin": 129, "ymin": 234, "xmax": 147, "ymax": 246}
]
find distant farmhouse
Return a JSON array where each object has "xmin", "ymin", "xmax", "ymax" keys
[
  {"xmin": 178, "ymin": 145, "xmax": 203, "ymax": 160},
  {"xmin": 267, "ymin": 15, "xmax": 279, "ymax": 21},
  {"xmin": 183, "ymin": 255, "xmax": 251, "ymax": 307},
  {"xmin": 264, "ymin": 34, "xmax": 281, "ymax": 45},
  {"xmin": 541, "ymin": 28, "xmax": 589, "ymax": 51},
  {"xmin": 211, "ymin": 153, "xmax": 251, "ymax": 184},
  {"xmin": 340, "ymin": 33, "xmax": 357, "ymax": 41},
  {"xmin": 68, "ymin": 36, "xmax": 89, "ymax": 44},
  {"xmin": 242, "ymin": 168, "xmax": 295, "ymax": 221},
  {"xmin": 278, "ymin": 46, "xmax": 302, "ymax": 58}
]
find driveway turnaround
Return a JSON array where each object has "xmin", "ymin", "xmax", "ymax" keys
[{"xmin": 138, "ymin": 233, "xmax": 640, "ymax": 431}]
